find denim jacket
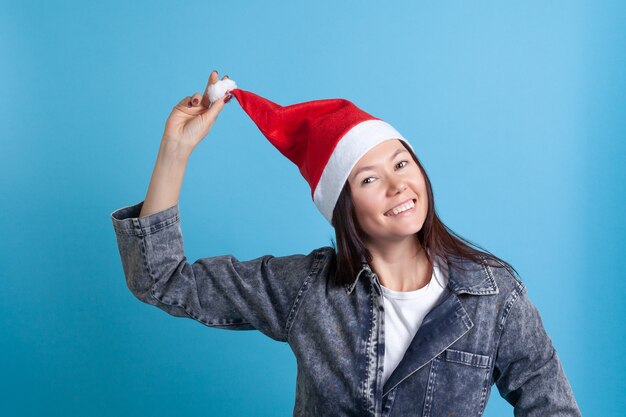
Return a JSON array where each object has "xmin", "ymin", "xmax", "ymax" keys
[{"xmin": 111, "ymin": 201, "xmax": 581, "ymax": 417}]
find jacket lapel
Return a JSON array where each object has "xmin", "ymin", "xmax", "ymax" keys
[
  {"xmin": 382, "ymin": 288, "xmax": 472, "ymax": 396},
  {"xmin": 381, "ymin": 255, "xmax": 499, "ymax": 397}
]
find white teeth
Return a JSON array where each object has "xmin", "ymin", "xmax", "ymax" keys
[{"xmin": 386, "ymin": 200, "xmax": 415, "ymax": 216}]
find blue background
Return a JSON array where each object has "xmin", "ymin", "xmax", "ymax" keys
[{"xmin": 1, "ymin": 1, "xmax": 624, "ymax": 416}]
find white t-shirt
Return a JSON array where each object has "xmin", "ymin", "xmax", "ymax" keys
[{"xmin": 380, "ymin": 257, "xmax": 450, "ymax": 385}]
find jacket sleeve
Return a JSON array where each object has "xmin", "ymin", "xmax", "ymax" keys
[
  {"xmin": 110, "ymin": 200, "xmax": 327, "ymax": 342},
  {"xmin": 493, "ymin": 282, "xmax": 582, "ymax": 416}
]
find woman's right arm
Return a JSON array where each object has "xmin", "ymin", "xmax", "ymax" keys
[{"xmin": 111, "ymin": 70, "xmax": 329, "ymax": 342}]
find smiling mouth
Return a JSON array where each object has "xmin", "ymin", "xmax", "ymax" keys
[{"xmin": 384, "ymin": 199, "xmax": 417, "ymax": 216}]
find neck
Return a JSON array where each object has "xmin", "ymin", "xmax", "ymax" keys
[{"xmin": 366, "ymin": 235, "xmax": 432, "ymax": 292}]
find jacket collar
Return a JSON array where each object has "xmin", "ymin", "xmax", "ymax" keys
[
  {"xmin": 344, "ymin": 262, "xmax": 374, "ymax": 294},
  {"xmin": 344, "ymin": 253, "xmax": 499, "ymax": 296}
]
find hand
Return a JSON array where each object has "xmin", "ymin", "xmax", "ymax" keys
[{"xmin": 161, "ymin": 70, "xmax": 231, "ymax": 155}]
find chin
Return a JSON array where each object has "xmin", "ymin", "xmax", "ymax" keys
[
  {"xmin": 362, "ymin": 216, "xmax": 425, "ymax": 243},
  {"xmin": 372, "ymin": 225, "xmax": 423, "ymax": 243}
]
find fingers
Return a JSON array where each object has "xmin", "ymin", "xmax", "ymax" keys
[
  {"xmin": 174, "ymin": 70, "xmax": 232, "ymax": 115},
  {"xmin": 201, "ymin": 70, "xmax": 219, "ymax": 107},
  {"xmin": 209, "ymin": 75, "xmax": 230, "ymax": 111},
  {"xmin": 201, "ymin": 71, "xmax": 232, "ymax": 107},
  {"xmin": 177, "ymin": 96, "xmax": 192, "ymax": 107},
  {"xmin": 175, "ymin": 92, "xmax": 205, "ymax": 112},
  {"xmin": 190, "ymin": 93, "xmax": 203, "ymax": 106},
  {"xmin": 173, "ymin": 96, "xmax": 202, "ymax": 117},
  {"xmin": 222, "ymin": 75, "xmax": 233, "ymax": 103}
]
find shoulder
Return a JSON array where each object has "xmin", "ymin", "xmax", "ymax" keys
[
  {"xmin": 445, "ymin": 253, "xmax": 525, "ymax": 299},
  {"xmin": 307, "ymin": 245, "xmax": 336, "ymax": 265},
  {"xmin": 485, "ymin": 257, "xmax": 525, "ymax": 296},
  {"xmin": 259, "ymin": 245, "xmax": 333, "ymax": 273},
  {"xmin": 314, "ymin": 246, "xmax": 337, "ymax": 273}
]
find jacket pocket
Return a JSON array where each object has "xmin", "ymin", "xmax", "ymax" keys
[
  {"xmin": 422, "ymin": 348, "xmax": 492, "ymax": 417},
  {"xmin": 441, "ymin": 348, "xmax": 490, "ymax": 368}
]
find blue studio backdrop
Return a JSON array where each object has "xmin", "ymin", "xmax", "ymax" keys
[{"xmin": 1, "ymin": 1, "xmax": 624, "ymax": 416}]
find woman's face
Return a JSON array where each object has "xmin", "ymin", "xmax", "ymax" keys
[{"xmin": 347, "ymin": 139, "xmax": 428, "ymax": 245}]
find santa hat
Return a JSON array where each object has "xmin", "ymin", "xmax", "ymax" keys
[{"xmin": 208, "ymin": 78, "xmax": 414, "ymax": 224}]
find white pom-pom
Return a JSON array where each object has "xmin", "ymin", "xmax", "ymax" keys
[{"xmin": 207, "ymin": 78, "xmax": 237, "ymax": 104}]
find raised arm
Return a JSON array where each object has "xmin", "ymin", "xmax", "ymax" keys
[
  {"xmin": 111, "ymin": 71, "xmax": 330, "ymax": 341},
  {"xmin": 139, "ymin": 70, "xmax": 229, "ymax": 218}
]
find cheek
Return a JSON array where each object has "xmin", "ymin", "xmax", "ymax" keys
[
  {"xmin": 418, "ymin": 188, "xmax": 429, "ymax": 216},
  {"xmin": 353, "ymin": 195, "xmax": 374, "ymax": 218},
  {"xmin": 411, "ymin": 174, "xmax": 428, "ymax": 197},
  {"xmin": 352, "ymin": 193, "xmax": 384, "ymax": 223}
]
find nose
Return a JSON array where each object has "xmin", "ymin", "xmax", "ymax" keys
[{"xmin": 387, "ymin": 177, "xmax": 407, "ymax": 196}]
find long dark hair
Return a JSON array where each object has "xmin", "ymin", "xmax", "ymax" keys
[{"xmin": 330, "ymin": 140, "xmax": 517, "ymax": 286}]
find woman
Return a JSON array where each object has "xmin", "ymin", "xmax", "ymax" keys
[{"xmin": 111, "ymin": 70, "xmax": 581, "ymax": 416}]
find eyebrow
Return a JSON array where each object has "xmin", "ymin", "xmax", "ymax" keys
[{"xmin": 351, "ymin": 148, "xmax": 409, "ymax": 180}]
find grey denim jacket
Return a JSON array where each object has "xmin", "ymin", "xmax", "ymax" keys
[{"xmin": 111, "ymin": 201, "xmax": 581, "ymax": 417}]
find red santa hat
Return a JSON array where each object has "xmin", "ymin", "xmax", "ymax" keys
[{"xmin": 208, "ymin": 78, "xmax": 414, "ymax": 224}]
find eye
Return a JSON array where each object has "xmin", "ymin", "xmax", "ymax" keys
[
  {"xmin": 362, "ymin": 176, "xmax": 376, "ymax": 185},
  {"xmin": 396, "ymin": 160, "xmax": 409, "ymax": 169}
]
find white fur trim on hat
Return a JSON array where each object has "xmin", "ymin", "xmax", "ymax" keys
[
  {"xmin": 207, "ymin": 78, "xmax": 237, "ymax": 103},
  {"xmin": 313, "ymin": 119, "xmax": 414, "ymax": 224}
]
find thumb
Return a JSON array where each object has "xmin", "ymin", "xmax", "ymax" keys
[
  {"xmin": 196, "ymin": 95, "xmax": 228, "ymax": 134},
  {"xmin": 207, "ymin": 94, "xmax": 228, "ymax": 118}
]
